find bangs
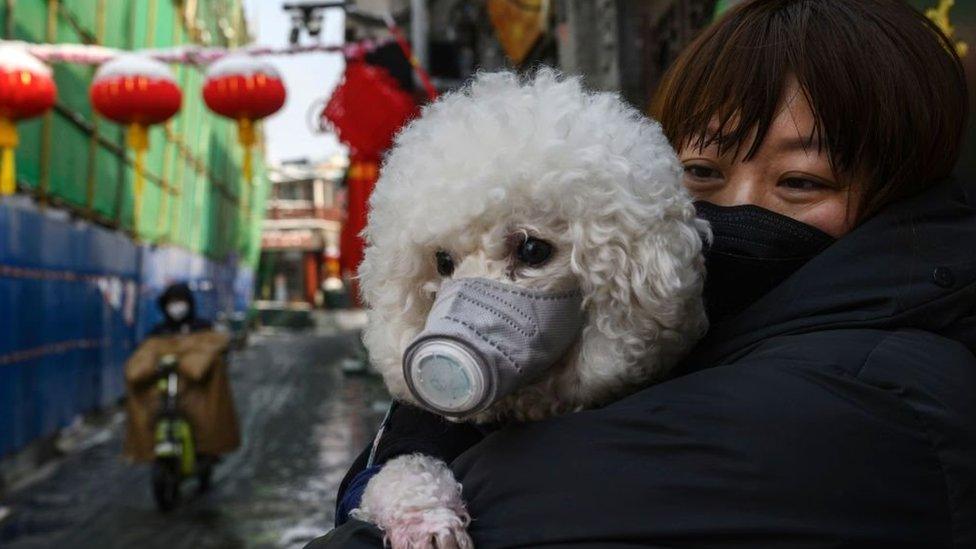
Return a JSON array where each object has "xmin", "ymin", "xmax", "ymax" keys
[
  {"xmin": 654, "ymin": 2, "xmax": 800, "ymax": 163},
  {"xmin": 652, "ymin": 0, "xmax": 968, "ymax": 219},
  {"xmin": 653, "ymin": 1, "xmax": 856, "ymax": 169}
]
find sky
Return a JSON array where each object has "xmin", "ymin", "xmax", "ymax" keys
[{"xmin": 242, "ymin": 0, "xmax": 346, "ymax": 165}]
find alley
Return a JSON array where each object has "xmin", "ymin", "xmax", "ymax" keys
[{"xmin": 0, "ymin": 319, "xmax": 388, "ymax": 549}]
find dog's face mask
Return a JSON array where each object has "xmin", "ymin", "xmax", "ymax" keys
[
  {"xmin": 358, "ymin": 71, "xmax": 709, "ymax": 423},
  {"xmin": 401, "ymin": 218, "xmax": 587, "ymax": 418}
]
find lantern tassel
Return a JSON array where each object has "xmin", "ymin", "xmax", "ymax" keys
[
  {"xmin": 237, "ymin": 118, "xmax": 255, "ymax": 183},
  {"xmin": 243, "ymin": 148, "xmax": 252, "ymax": 184},
  {"xmin": 236, "ymin": 118, "xmax": 257, "ymax": 251},
  {"xmin": 127, "ymin": 123, "xmax": 149, "ymax": 233},
  {"xmin": 239, "ymin": 167, "xmax": 250, "ymax": 251},
  {"xmin": 0, "ymin": 118, "xmax": 19, "ymax": 196}
]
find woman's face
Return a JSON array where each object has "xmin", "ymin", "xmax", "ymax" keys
[{"xmin": 678, "ymin": 80, "xmax": 860, "ymax": 237}]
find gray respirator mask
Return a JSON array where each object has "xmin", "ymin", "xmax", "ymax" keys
[{"xmin": 402, "ymin": 277, "xmax": 585, "ymax": 418}]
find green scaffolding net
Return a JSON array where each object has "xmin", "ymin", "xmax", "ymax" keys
[{"xmin": 2, "ymin": 0, "xmax": 266, "ymax": 266}]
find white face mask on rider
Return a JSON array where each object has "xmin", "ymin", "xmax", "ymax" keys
[{"xmin": 165, "ymin": 300, "xmax": 190, "ymax": 322}]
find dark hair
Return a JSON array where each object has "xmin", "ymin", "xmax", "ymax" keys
[
  {"xmin": 158, "ymin": 282, "xmax": 194, "ymax": 310},
  {"xmin": 652, "ymin": 0, "xmax": 969, "ymax": 220}
]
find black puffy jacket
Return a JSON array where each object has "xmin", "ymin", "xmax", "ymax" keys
[{"xmin": 313, "ymin": 178, "xmax": 976, "ymax": 548}]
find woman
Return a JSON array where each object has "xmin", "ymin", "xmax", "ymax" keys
[{"xmin": 315, "ymin": 0, "xmax": 974, "ymax": 546}]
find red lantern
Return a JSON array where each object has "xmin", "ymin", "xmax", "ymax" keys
[
  {"xmin": 203, "ymin": 54, "xmax": 286, "ymax": 245},
  {"xmin": 90, "ymin": 54, "xmax": 181, "ymax": 231},
  {"xmin": 0, "ymin": 45, "xmax": 57, "ymax": 196},
  {"xmin": 323, "ymin": 61, "xmax": 419, "ymax": 161},
  {"xmin": 203, "ymin": 55, "xmax": 286, "ymax": 184}
]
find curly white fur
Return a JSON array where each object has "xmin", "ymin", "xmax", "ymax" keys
[
  {"xmin": 353, "ymin": 69, "xmax": 708, "ymax": 548},
  {"xmin": 360, "ymin": 69, "xmax": 708, "ymax": 423},
  {"xmin": 353, "ymin": 454, "xmax": 472, "ymax": 549}
]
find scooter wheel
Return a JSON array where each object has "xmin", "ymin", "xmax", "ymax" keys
[
  {"xmin": 152, "ymin": 458, "xmax": 182, "ymax": 512},
  {"xmin": 197, "ymin": 460, "xmax": 213, "ymax": 494}
]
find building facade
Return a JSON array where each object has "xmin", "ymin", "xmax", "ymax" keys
[
  {"xmin": 343, "ymin": 0, "xmax": 970, "ymax": 169},
  {"xmin": 256, "ymin": 157, "xmax": 346, "ymax": 307},
  {"xmin": 344, "ymin": 0, "xmax": 717, "ymax": 109}
]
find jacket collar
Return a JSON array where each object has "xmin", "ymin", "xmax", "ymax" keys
[{"xmin": 679, "ymin": 178, "xmax": 976, "ymax": 373}]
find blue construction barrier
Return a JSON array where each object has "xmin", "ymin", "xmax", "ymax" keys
[{"xmin": 0, "ymin": 199, "xmax": 253, "ymax": 458}]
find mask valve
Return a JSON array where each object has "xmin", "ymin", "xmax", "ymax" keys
[{"xmin": 407, "ymin": 339, "xmax": 490, "ymax": 415}]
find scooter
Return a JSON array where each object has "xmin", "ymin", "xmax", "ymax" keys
[{"xmin": 151, "ymin": 354, "xmax": 213, "ymax": 511}]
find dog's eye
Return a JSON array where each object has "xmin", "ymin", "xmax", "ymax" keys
[
  {"xmin": 435, "ymin": 250, "xmax": 455, "ymax": 277},
  {"xmin": 516, "ymin": 237, "xmax": 553, "ymax": 267}
]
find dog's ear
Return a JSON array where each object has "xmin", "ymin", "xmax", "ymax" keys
[{"xmin": 568, "ymin": 210, "xmax": 708, "ymax": 393}]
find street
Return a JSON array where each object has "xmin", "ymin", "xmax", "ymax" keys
[{"xmin": 0, "ymin": 319, "xmax": 388, "ymax": 549}]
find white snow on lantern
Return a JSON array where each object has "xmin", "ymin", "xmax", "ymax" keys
[
  {"xmin": 205, "ymin": 54, "xmax": 281, "ymax": 79},
  {"xmin": 93, "ymin": 53, "xmax": 176, "ymax": 84},
  {"xmin": 0, "ymin": 44, "xmax": 53, "ymax": 76}
]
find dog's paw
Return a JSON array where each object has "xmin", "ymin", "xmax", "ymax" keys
[
  {"xmin": 352, "ymin": 454, "xmax": 472, "ymax": 549},
  {"xmin": 384, "ymin": 506, "xmax": 473, "ymax": 549}
]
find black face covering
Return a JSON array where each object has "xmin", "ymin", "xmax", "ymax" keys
[{"xmin": 695, "ymin": 202, "xmax": 836, "ymax": 324}]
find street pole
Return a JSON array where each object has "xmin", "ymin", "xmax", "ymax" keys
[{"xmin": 410, "ymin": 0, "xmax": 428, "ymax": 72}]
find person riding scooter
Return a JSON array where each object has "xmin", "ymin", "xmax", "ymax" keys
[{"xmin": 123, "ymin": 282, "xmax": 241, "ymax": 509}]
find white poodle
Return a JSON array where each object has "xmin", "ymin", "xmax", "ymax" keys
[{"xmin": 350, "ymin": 69, "xmax": 708, "ymax": 548}]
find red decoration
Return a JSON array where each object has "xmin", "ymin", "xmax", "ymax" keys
[
  {"xmin": 0, "ymin": 67, "xmax": 56, "ymax": 121},
  {"xmin": 202, "ymin": 57, "xmax": 286, "ymax": 121},
  {"xmin": 202, "ymin": 55, "xmax": 286, "ymax": 188},
  {"xmin": 0, "ymin": 46, "xmax": 57, "ymax": 196},
  {"xmin": 203, "ymin": 55, "xmax": 287, "ymax": 240},
  {"xmin": 89, "ymin": 58, "xmax": 181, "ymax": 126},
  {"xmin": 340, "ymin": 157, "xmax": 379, "ymax": 306},
  {"xmin": 89, "ymin": 76, "xmax": 181, "ymax": 125},
  {"xmin": 90, "ymin": 55, "xmax": 182, "ymax": 232},
  {"xmin": 323, "ymin": 61, "xmax": 419, "ymax": 161}
]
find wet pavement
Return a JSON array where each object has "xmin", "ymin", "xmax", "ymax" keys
[{"xmin": 0, "ymin": 317, "xmax": 389, "ymax": 549}]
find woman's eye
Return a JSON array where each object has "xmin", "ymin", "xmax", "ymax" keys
[
  {"xmin": 435, "ymin": 250, "xmax": 455, "ymax": 277},
  {"xmin": 516, "ymin": 237, "xmax": 553, "ymax": 267},
  {"xmin": 683, "ymin": 164, "xmax": 722, "ymax": 181},
  {"xmin": 779, "ymin": 177, "xmax": 827, "ymax": 191}
]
